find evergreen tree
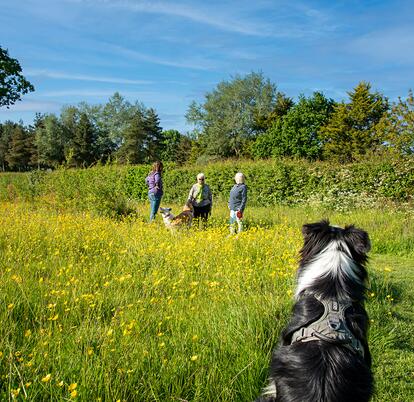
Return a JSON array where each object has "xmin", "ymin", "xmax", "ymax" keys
[
  {"xmin": 70, "ymin": 113, "xmax": 97, "ymax": 167},
  {"xmin": 118, "ymin": 111, "xmax": 146, "ymax": 164},
  {"xmin": 0, "ymin": 123, "xmax": 6, "ymax": 171},
  {"xmin": 320, "ymin": 82, "xmax": 388, "ymax": 162},
  {"xmin": 144, "ymin": 108, "xmax": 163, "ymax": 161},
  {"xmin": 0, "ymin": 121, "xmax": 17, "ymax": 170},
  {"xmin": 5, "ymin": 124, "xmax": 31, "ymax": 170}
]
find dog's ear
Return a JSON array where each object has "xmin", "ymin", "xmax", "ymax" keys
[
  {"xmin": 302, "ymin": 219, "xmax": 330, "ymax": 240},
  {"xmin": 343, "ymin": 225, "xmax": 371, "ymax": 254}
]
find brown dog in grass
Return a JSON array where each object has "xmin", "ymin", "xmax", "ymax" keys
[{"xmin": 159, "ymin": 202, "xmax": 193, "ymax": 230}]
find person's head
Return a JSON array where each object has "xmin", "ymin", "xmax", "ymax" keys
[
  {"xmin": 196, "ymin": 173, "xmax": 205, "ymax": 184},
  {"xmin": 234, "ymin": 172, "xmax": 245, "ymax": 184},
  {"xmin": 152, "ymin": 161, "xmax": 164, "ymax": 173}
]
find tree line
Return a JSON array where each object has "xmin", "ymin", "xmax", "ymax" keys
[
  {"xmin": 0, "ymin": 93, "xmax": 193, "ymax": 171},
  {"xmin": 1, "ymin": 67, "xmax": 413, "ymax": 171},
  {"xmin": 187, "ymin": 72, "xmax": 414, "ymax": 163}
]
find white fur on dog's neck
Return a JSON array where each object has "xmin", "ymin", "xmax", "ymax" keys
[
  {"xmin": 161, "ymin": 212, "xmax": 174, "ymax": 226},
  {"xmin": 295, "ymin": 240, "xmax": 361, "ymax": 299}
]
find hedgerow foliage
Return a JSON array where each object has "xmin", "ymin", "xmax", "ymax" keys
[{"xmin": 0, "ymin": 158, "xmax": 413, "ymax": 214}]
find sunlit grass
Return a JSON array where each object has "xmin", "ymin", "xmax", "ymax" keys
[{"xmin": 0, "ymin": 202, "xmax": 413, "ymax": 401}]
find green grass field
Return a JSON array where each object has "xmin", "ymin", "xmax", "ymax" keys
[{"xmin": 0, "ymin": 201, "xmax": 413, "ymax": 401}]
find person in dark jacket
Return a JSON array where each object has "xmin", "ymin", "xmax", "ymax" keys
[
  {"xmin": 145, "ymin": 161, "xmax": 164, "ymax": 221},
  {"xmin": 228, "ymin": 172, "xmax": 247, "ymax": 234}
]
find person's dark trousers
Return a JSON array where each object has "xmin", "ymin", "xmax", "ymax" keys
[
  {"xmin": 148, "ymin": 192, "xmax": 162, "ymax": 221},
  {"xmin": 193, "ymin": 204, "xmax": 211, "ymax": 225}
]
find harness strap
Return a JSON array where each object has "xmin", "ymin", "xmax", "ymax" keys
[{"xmin": 291, "ymin": 296, "xmax": 365, "ymax": 358}]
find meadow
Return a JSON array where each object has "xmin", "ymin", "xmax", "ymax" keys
[{"xmin": 0, "ymin": 201, "xmax": 413, "ymax": 401}]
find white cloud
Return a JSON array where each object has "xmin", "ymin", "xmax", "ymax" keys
[
  {"xmin": 349, "ymin": 27, "xmax": 414, "ymax": 64},
  {"xmin": 66, "ymin": 0, "xmax": 339, "ymax": 39},
  {"xmin": 38, "ymin": 89, "xmax": 185, "ymax": 104},
  {"xmin": 106, "ymin": 44, "xmax": 219, "ymax": 71},
  {"xmin": 26, "ymin": 70, "xmax": 153, "ymax": 85},
  {"xmin": 68, "ymin": 0, "xmax": 267, "ymax": 36},
  {"xmin": 0, "ymin": 100, "xmax": 61, "ymax": 113}
]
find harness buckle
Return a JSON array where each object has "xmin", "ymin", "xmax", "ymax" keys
[{"xmin": 328, "ymin": 318, "xmax": 341, "ymax": 331}]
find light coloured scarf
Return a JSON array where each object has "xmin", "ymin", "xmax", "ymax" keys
[{"xmin": 196, "ymin": 184, "xmax": 204, "ymax": 203}]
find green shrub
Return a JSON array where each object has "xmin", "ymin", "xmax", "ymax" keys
[{"xmin": 0, "ymin": 158, "xmax": 412, "ymax": 215}]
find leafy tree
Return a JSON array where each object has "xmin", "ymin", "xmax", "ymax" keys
[
  {"xmin": 254, "ymin": 92, "xmax": 294, "ymax": 131},
  {"xmin": 320, "ymin": 82, "xmax": 388, "ymax": 162},
  {"xmin": 98, "ymin": 92, "xmax": 145, "ymax": 150},
  {"xmin": 161, "ymin": 129, "xmax": 192, "ymax": 164},
  {"xmin": 5, "ymin": 124, "xmax": 32, "ymax": 170},
  {"xmin": 251, "ymin": 92, "xmax": 335, "ymax": 160},
  {"xmin": 249, "ymin": 120, "xmax": 282, "ymax": 159},
  {"xmin": 376, "ymin": 90, "xmax": 414, "ymax": 156},
  {"xmin": 118, "ymin": 111, "xmax": 147, "ymax": 164},
  {"xmin": 70, "ymin": 113, "xmax": 97, "ymax": 167},
  {"xmin": 61, "ymin": 94, "xmax": 149, "ymax": 162},
  {"xmin": 0, "ymin": 46, "xmax": 34, "ymax": 107},
  {"xmin": 76, "ymin": 102, "xmax": 113, "ymax": 162},
  {"xmin": 60, "ymin": 106, "xmax": 79, "ymax": 161},
  {"xmin": 35, "ymin": 114, "xmax": 68, "ymax": 167},
  {"xmin": 186, "ymin": 72, "xmax": 280, "ymax": 157}
]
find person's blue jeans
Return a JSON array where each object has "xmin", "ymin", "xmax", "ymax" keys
[{"xmin": 148, "ymin": 192, "xmax": 162, "ymax": 221}]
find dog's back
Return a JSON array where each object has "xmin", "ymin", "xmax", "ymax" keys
[
  {"xmin": 170, "ymin": 209, "xmax": 193, "ymax": 228},
  {"xmin": 267, "ymin": 295, "xmax": 373, "ymax": 402},
  {"xmin": 160, "ymin": 204, "xmax": 193, "ymax": 230},
  {"xmin": 255, "ymin": 220, "xmax": 373, "ymax": 402}
]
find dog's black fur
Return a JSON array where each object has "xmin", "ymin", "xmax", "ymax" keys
[{"xmin": 255, "ymin": 220, "xmax": 373, "ymax": 402}]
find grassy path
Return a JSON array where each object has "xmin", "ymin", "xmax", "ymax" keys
[{"xmin": 370, "ymin": 255, "xmax": 414, "ymax": 402}]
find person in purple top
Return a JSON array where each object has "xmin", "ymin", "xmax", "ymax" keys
[{"xmin": 145, "ymin": 161, "xmax": 164, "ymax": 221}]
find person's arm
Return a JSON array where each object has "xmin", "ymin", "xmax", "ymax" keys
[
  {"xmin": 188, "ymin": 185, "xmax": 195, "ymax": 202},
  {"xmin": 208, "ymin": 185, "xmax": 213, "ymax": 208},
  {"xmin": 240, "ymin": 185, "xmax": 247, "ymax": 212},
  {"xmin": 154, "ymin": 172, "xmax": 161, "ymax": 190}
]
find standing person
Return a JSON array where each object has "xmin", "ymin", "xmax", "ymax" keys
[
  {"xmin": 228, "ymin": 172, "xmax": 247, "ymax": 234},
  {"xmin": 187, "ymin": 173, "xmax": 213, "ymax": 225},
  {"xmin": 146, "ymin": 161, "xmax": 164, "ymax": 222}
]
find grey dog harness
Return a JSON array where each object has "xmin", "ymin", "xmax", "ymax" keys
[{"xmin": 291, "ymin": 296, "xmax": 364, "ymax": 358}]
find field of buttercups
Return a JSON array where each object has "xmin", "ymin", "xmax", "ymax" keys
[{"xmin": 1, "ymin": 201, "xmax": 413, "ymax": 401}]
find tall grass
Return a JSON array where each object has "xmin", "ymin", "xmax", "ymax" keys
[{"xmin": 0, "ymin": 202, "xmax": 412, "ymax": 401}]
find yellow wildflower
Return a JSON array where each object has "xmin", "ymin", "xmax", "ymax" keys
[
  {"xmin": 11, "ymin": 388, "xmax": 20, "ymax": 397},
  {"xmin": 68, "ymin": 383, "xmax": 77, "ymax": 391},
  {"xmin": 41, "ymin": 373, "xmax": 52, "ymax": 382}
]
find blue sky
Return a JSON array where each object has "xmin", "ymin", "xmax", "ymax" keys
[{"xmin": 1, "ymin": 0, "xmax": 414, "ymax": 133}]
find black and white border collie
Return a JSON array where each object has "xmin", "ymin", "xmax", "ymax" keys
[{"xmin": 255, "ymin": 220, "xmax": 373, "ymax": 402}]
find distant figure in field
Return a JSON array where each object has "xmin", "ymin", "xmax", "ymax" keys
[
  {"xmin": 228, "ymin": 172, "xmax": 247, "ymax": 234},
  {"xmin": 145, "ymin": 161, "xmax": 164, "ymax": 222},
  {"xmin": 187, "ymin": 173, "xmax": 213, "ymax": 225}
]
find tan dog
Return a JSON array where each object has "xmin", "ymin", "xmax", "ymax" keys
[{"xmin": 159, "ymin": 202, "xmax": 193, "ymax": 230}]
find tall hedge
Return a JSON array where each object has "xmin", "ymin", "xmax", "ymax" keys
[{"xmin": 0, "ymin": 158, "xmax": 413, "ymax": 214}]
